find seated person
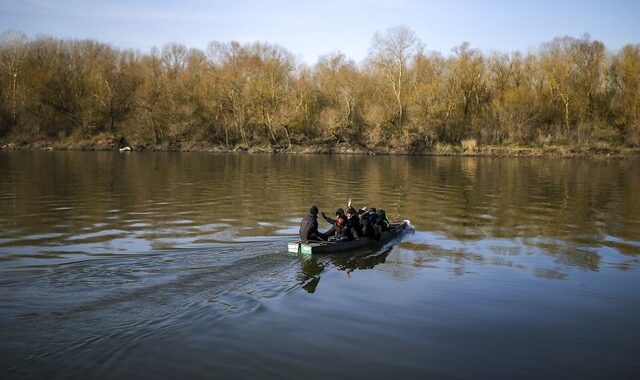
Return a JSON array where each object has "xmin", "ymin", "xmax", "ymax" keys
[
  {"xmin": 366, "ymin": 208, "xmax": 383, "ymax": 240},
  {"xmin": 377, "ymin": 209, "xmax": 391, "ymax": 231},
  {"xmin": 359, "ymin": 206, "xmax": 389, "ymax": 240},
  {"xmin": 299, "ymin": 205, "xmax": 327, "ymax": 243},
  {"xmin": 322, "ymin": 208, "xmax": 349, "ymax": 240},
  {"xmin": 345, "ymin": 207, "xmax": 361, "ymax": 240}
]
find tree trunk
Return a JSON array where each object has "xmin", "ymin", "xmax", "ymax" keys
[
  {"xmin": 269, "ymin": 126, "xmax": 278, "ymax": 145},
  {"xmin": 563, "ymin": 96, "xmax": 570, "ymax": 136},
  {"xmin": 397, "ymin": 64, "xmax": 403, "ymax": 126},
  {"xmin": 109, "ymin": 97, "xmax": 115, "ymax": 133},
  {"xmin": 266, "ymin": 114, "xmax": 279, "ymax": 145},
  {"xmin": 12, "ymin": 72, "xmax": 17, "ymax": 123},
  {"xmin": 282, "ymin": 125, "xmax": 292, "ymax": 148},
  {"xmin": 396, "ymin": 92, "xmax": 403, "ymax": 126}
]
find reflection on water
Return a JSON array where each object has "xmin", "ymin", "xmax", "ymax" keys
[
  {"xmin": 1, "ymin": 151, "xmax": 640, "ymax": 379},
  {"xmin": 1, "ymin": 152, "xmax": 638, "ymax": 272},
  {"xmin": 298, "ymin": 247, "xmax": 395, "ymax": 293}
]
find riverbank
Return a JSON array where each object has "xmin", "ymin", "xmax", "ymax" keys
[{"xmin": 2, "ymin": 137, "xmax": 639, "ymax": 158}]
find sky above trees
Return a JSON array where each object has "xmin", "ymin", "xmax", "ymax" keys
[{"xmin": 1, "ymin": 0, "xmax": 638, "ymax": 64}]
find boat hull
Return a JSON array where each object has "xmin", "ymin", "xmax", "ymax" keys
[{"xmin": 288, "ymin": 221, "xmax": 410, "ymax": 255}]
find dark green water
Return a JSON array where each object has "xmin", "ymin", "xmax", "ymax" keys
[{"xmin": 1, "ymin": 151, "xmax": 639, "ymax": 379}]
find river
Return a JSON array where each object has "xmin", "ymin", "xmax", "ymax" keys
[{"xmin": 1, "ymin": 151, "xmax": 639, "ymax": 379}]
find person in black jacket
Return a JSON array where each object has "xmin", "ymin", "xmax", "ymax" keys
[
  {"xmin": 360, "ymin": 207, "xmax": 382, "ymax": 240},
  {"xmin": 299, "ymin": 205, "xmax": 326, "ymax": 243},
  {"xmin": 345, "ymin": 207, "xmax": 361, "ymax": 239}
]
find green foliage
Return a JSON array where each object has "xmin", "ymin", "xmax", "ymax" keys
[{"xmin": 0, "ymin": 28, "xmax": 639, "ymax": 150}]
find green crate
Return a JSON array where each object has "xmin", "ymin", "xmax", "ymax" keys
[{"xmin": 299, "ymin": 244, "xmax": 313, "ymax": 255}]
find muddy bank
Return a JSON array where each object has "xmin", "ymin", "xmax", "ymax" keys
[{"xmin": 2, "ymin": 138, "xmax": 639, "ymax": 158}]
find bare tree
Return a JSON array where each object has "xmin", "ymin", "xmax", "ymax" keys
[
  {"xmin": 611, "ymin": 44, "xmax": 640, "ymax": 145},
  {"xmin": 315, "ymin": 52, "xmax": 363, "ymax": 141},
  {"xmin": 0, "ymin": 30, "xmax": 28, "ymax": 124},
  {"xmin": 161, "ymin": 43, "xmax": 188, "ymax": 79},
  {"xmin": 247, "ymin": 42, "xmax": 295, "ymax": 146},
  {"xmin": 0, "ymin": 29, "xmax": 637, "ymax": 150},
  {"xmin": 368, "ymin": 25, "xmax": 423, "ymax": 127}
]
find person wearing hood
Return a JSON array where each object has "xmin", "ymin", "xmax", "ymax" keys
[
  {"xmin": 321, "ymin": 207, "xmax": 349, "ymax": 239},
  {"xmin": 299, "ymin": 205, "xmax": 326, "ymax": 243},
  {"xmin": 359, "ymin": 207, "xmax": 381, "ymax": 240},
  {"xmin": 345, "ymin": 206, "xmax": 361, "ymax": 239}
]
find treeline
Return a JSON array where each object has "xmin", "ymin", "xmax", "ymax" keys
[{"xmin": 0, "ymin": 26, "xmax": 639, "ymax": 151}]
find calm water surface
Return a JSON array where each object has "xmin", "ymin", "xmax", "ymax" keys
[{"xmin": 1, "ymin": 151, "xmax": 639, "ymax": 379}]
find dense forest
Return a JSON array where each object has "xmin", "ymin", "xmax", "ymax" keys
[{"xmin": 0, "ymin": 26, "xmax": 639, "ymax": 152}]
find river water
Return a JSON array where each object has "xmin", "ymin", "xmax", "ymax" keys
[{"xmin": 1, "ymin": 151, "xmax": 639, "ymax": 379}]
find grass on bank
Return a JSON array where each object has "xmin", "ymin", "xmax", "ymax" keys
[{"xmin": 2, "ymin": 134, "xmax": 639, "ymax": 158}]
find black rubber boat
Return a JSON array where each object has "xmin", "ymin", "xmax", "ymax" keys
[{"xmin": 288, "ymin": 221, "xmax": 411, "ymax": 254}]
